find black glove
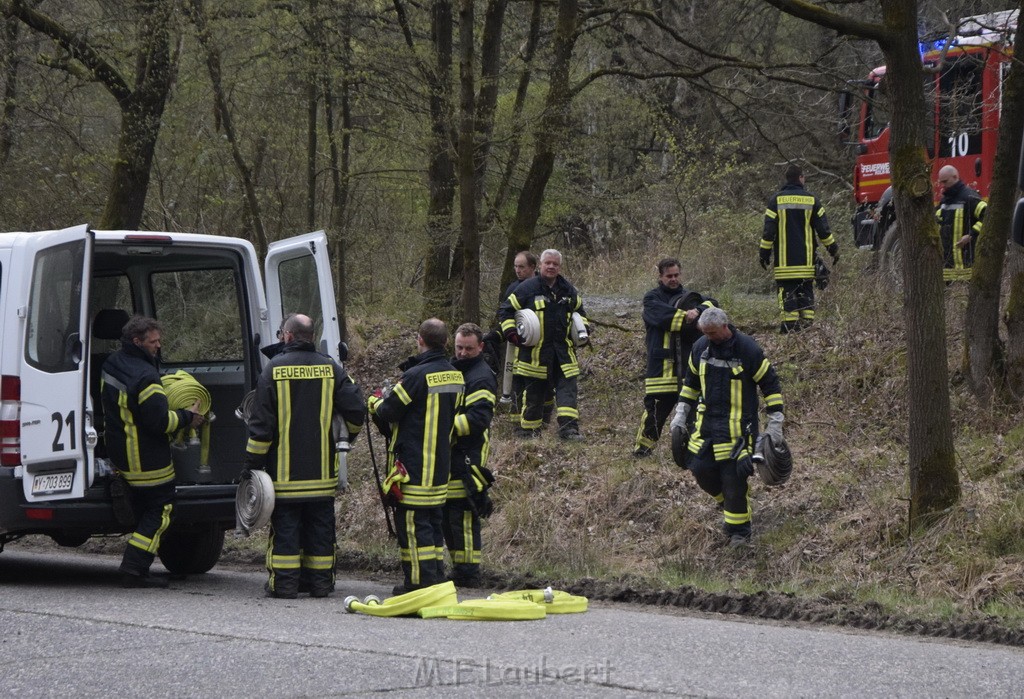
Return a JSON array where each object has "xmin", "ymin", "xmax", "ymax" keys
[
  {"xmin": 759, "ymin": 249, "xmax": 772, "ymax": 271},
  {"xmin": 462, "ymin": 464, "xmax": 495, "ymax": 518},
  {"xmin": 504, "ymin": 329, "xmax": 523, "ymax": 347},
  {"xmin": 828, "ymin": 242, "xmax": 840, "ymax": 265},
  {"xmin": 244, "ymin": 453, "xmax": 266, "ymax": 471}
]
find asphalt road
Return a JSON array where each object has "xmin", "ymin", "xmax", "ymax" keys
[{"xmin": 1, "ymin": 549, "xmax": 1022, "ymax": 697}]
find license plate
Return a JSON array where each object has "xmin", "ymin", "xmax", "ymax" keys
[{"xmin": 31, "ymin": 471, "xmax": 74, "ymax": 495}]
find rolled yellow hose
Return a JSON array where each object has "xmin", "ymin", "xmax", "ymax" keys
[
  {"xmin": 162, "ymin": 371, "xmax": 213, "ymax": 465},
  {"xmin": 344, "ymin": 581, "xmax": 457, "ymax": 617}
]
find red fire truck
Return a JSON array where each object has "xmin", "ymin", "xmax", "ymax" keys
[{"xmin": 844, "ymin": 10, "xmax": 1017, "ymax": 260}]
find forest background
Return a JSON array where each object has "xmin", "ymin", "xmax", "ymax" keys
[{"xmin": 4, "ymin": 0, "xmax": 1024, "ymax": 640}]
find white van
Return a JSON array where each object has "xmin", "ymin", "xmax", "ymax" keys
[{"xmin": 0, "ymin": 224, "xmax": 344, "ymax": 573}]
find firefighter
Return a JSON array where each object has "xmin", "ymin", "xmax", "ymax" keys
[
  {"xmin": 760, "ymin": 163, "xmax": 839, "ymax": 333},
  {"xmin": 101, "ymin": 316, "xmax": 205, "ymax": 588},
  {"xmin": 368, "ymin": 318, "xmax": 463, "ymax": 594},
  {"xmin": 500, "ymin": 251, "xmax": 539, "ymax": 413},
  {"xmin": 936, "ymin": 165, "xmax": 986, "ymax": 282},
  {"xmin": 444, "ymin": 323, "xmax": 497, "ymax": 587},
  {"xmin": 669, "ymin": 307, "xmax": 784, "ymax": 547},
  {"xmin": 499, "ymin": 249, "xmax": 590, "ymax": 440},
  {"xmin": 633, "ymin": 258, "xmax": 716, "ymax": 458},
  {"xmin": 245, "ymin": 314, "xmax": 364, "ymax": 599}
]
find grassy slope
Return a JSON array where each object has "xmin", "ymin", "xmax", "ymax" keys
[{"xmin": 317, "ymin": 225, "xmax": 1024, "ymax": 630}]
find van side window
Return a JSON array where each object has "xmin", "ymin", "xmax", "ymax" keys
[
  {"xmin": 277, "ymin": 255, "xmax": 325, "ymax": 340},
  {"xmin": 26, "ymin": 240, "xmax": 84, "ymax": 373},
  {"xmin": 89, "ymin": 275, "xmax": 134, "ymax": 352},
  {"xmin": 151, "ymin": 268, "xmax": 243, "ymax": 363}
]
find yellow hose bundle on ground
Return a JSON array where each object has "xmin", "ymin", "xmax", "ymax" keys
[
  {"xmin": 161, "ymin": 370, "xmax": 213, "ymax": 465},
  {"xmin": 342, "ymin": 582, "xmax": 588, "ymax": 620}
]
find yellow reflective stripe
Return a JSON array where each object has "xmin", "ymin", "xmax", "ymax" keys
[
  {"xmin": 454, "ymin": 414, "xmax": 470, "ymax": 437},
  {"xmin": 764, "ymin": 209, "xmax": 777, "ymax": 220},
  {"xmin": 759, "ymin": 239, "xmax": 774, "ymax": 250},
  {"xmin": 320, "ymin": 376, "xmax": 333, "ymax": 480},
  {"xmin": 301, "ymin": 553, "xmax": 334, "ymax": 570},
  {"xmin": 271, "ymin": 554, "xmax": 301, "ymax": 569},
  {"xmin": 247, "ymin": 438, "xmax": 271, "ymax": 455},
  {"xmin": 670, "ymin": 310, "xmax": 685, "ymax": 332},
  {"xmin": 764, "ymin": 394, "xmax": 784, "ymax": 408},
  {"xmin": 277, "ymin": 380, "xmax": 291, "ymax": 482},
  {"xmin": 730, "ymin": 378, "xmax": 742, "ymax": 441},
  {"xmin": 462, "ymin": 510, "xmax": 474, "ymax": 559},
  {"xmin": 447, "ymin": 479, "xmax": 468, "ymax": 498},
  {"xmin": 500, "ymin": 318, "xmax": 516, "ymax": 332},
  {"xmin": 724, "ymin": 509, "xmax": 751, "ymax": 525},
  {"xmin": 752, "ymin": 359, "xmax": 770, "ymax": 383},
  {"xmin": 150, "ymin": 503, "xmax": 173, "ymax": 551},
  {"xmin": 394, "ymin": 384, "xmax": 412, "ymax": 405},
  {"xmin": 464, "ymin": 389, "xmax": 495, "ymax": 405},
  {"xmin": 556, "ymin": 406, "xmax": 578, "ymax": 419},
  {"xmin": 137, "ymin": 383, "xmax": 166, "ymax": 404},
  {"xmin": 422, "ymin": 393, "xmax": 438, "ymax": 486},
  {"xmin": 646, "ymin": 377, "xmax": 678, "ymax": 393},
  {"xmin": 120, "ymin": 463, "xmax": 175, "ymax": 485},
  {"xmin": 128, "ymin": 532, "xmax": 153, "ymax": 551}
]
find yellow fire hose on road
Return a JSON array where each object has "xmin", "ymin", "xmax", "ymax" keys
[
  {"xmin": 162, "ymin": 370, "xmax": 214, "ymax": 466},
  {"xmin": 342, "ymin": 581, "xmax": 588, "ymax": 620}
]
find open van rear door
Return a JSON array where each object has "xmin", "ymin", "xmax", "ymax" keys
[
  {"xmin": 264, "ymin": 231, "xmax": 344, "ymax": 363},
  {"xmin": 19, "ymin": 224, "xmax": 93, "ymax": 502}
]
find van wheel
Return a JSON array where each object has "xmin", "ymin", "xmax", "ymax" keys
[
  {"xmin": 158, "ymin": 525, "xmax": 225, "ymax": 575},
  {"xmin": 878, "ymin": 222, "xmax": 902, "ymax": 291},
  {"xmin": 50, "ymin": 531, "xmax": 91, "ymax": 548}
]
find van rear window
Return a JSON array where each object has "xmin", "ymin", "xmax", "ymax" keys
[
  {"xmin": 26, "ymin": 240, "xmax": 85, "ymax": 373},
  {"xmin": 151, "ymin": 268, "xmax": 244, "ymax": 363}
]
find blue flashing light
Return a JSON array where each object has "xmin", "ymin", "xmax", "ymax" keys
[{"xmin": 919, "ymin": 37, "xmax": 947, "ymax": 56}]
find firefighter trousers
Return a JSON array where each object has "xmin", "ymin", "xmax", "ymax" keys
[
  {"xmin": 634, "ymin": 392, "xmax": 678, "ymax": 449},
  {"xmin": 521, "ymin": 368, "xmax": 578, "ymax": 435},
  {"xmin": 442, "ymin": 496, "xmax": 481, "ymax": 583},
  {"xmin": 120, "ymin": 481, "xmax": 175, "ymax": 576},
  {"xmin": 688, "ymin": 447, "xmax": 752, "ymax": 538},
  {"xmin": 396, "ymin": 504, "xmax": 445, "ymax": 589},
  {"xmin": 777, "ymin": 279, "xmax": 815, "ymax": 333},
  {"xmin": 266, "ymin": 498, "xmax": 336, "ymax": 596}
]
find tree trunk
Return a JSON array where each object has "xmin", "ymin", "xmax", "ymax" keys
[
  {"xmin": 881, "ymin": 0, "xmax": 959, "ymax": 524},
  {"xmin": 422, "ymin": 0, "xmax": 457, "ymax": 321},
  {"xmin": 306, "ymin": 77, "xmax": 318, "ymax": 231},
  {"xmin": 979, "ymin": 0, "xmax": 1024, "ymax": 401},
  {"xmin": 457, "ymin": 0, "xmax": 480, "ymax": 324},
  {"xmin": 503, "ymin": 0, "xmax": 578, "ymax": 284},
  {"xmin": 0, "ymin": 15, "xmax": 19, "ymax": 167},
  {"xmin": 99, "ymin": 0, "xmax": 176, "ymax": 229},
  {"xmin": 187, "ymin": 0, "xmax": 268, "ymax": 255},
  {"xmin": 325, "ymin": 8, "xmax": 352, "ymax": 342}
]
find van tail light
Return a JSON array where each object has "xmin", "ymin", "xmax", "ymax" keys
[{"xmin": 1, "ymin": 375, "xmax": 22, "ymax": 466}]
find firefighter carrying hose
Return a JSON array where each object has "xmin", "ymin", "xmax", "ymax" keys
[
  {"xmin": 245, "ymin": 314, "xmax": 364, "ymax": 599},
  {"xmin": 632, "ymin": 257, "xmax": 717, "ymax": 458},
  {"xmin": 670, "ymin": 308, "xmax": 784, "ymax": 547},
  {"xmin": 760, "ymin": 163, "xmax": 839, "ymax": 333},
  {"xmin": 368, "ymin": 318, "xmax": 463, "ymax": 594},
  {"xmin": 498, "ymin": 248, "xmax": 590, "ymax": 441},
  {"xmin": 102, "ymin": 316, "xmax": 205, "ymax": 588}
]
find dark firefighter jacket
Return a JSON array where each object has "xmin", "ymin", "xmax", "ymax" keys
[
  {"xmin": 101, "ymin": 342, "xmax": 193, "ymax": 487},
  {"xmin": 246, "ymin": 340, "xmax": 364, "ymax": 500},
  {"xmin": 760, "ymin": 183, "xmax": 838, "ymax": 281},
  {"xmin": 448, "ymin": 354, "xmax": 497, "ymax": 499},
  {"xmin": 642, "ymin": 284, "xmax": 717, "ymax": 395},
  {"xmin": 936, "ymin": 180, "xmax": 986, "ymax": 282},
  {"xmin": 498, "ymin": 274, "xmax": 589, "ymax": 380},
  {"xmin": 368, "ymin": 348, "xmax": 463, "ymax": 508},
  {"xmin": 679, "ymin": 326, "xmax": 784, "ymax": 462}
]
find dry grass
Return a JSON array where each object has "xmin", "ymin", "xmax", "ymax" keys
[{"xmin": 340, "ymin": 234, "xmax": 1024, "ymax": 627}]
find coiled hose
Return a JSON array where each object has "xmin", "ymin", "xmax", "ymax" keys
[
  {"xmin": 235, "ymin": 469, "xmax": 275, "ymax": 535},
  {"xmin": 161, "ymin": 370, "xmax": 214, "ymax": 465}
]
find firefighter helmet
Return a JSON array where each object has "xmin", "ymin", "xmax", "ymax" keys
[
  {"xmin": 754, "ymin": 433, "xmax": 792, "ymax": 486},
  {"xmin": 515, "ymin": 309, "xmax": 541, "ymax": 347}
]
